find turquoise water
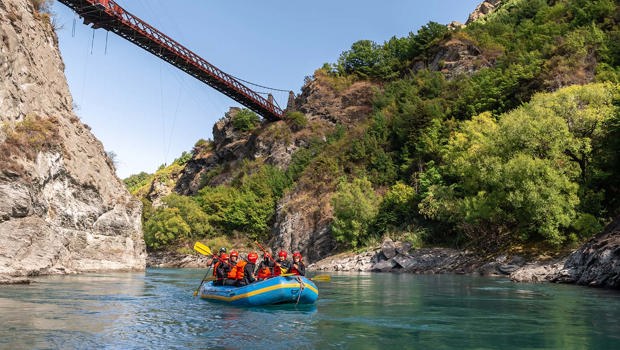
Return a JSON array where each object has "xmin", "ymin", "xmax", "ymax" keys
[{"xmin": 1, "ymin": 269, "xmax": 619, "ymax": 349}]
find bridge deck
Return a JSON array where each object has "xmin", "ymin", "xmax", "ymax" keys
[{"xmin": 57, "ymin": 0, "xmax": 284, "ymax": 121}]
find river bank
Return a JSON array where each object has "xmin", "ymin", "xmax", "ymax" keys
[
  {"xmin": 5, "ymin": 217, "xmax": 617, "ymax": 289},
  {"xmin": 141, "ymin": 238, "xmax": 566, "ymax": 283},
  {"xmin": 144, "ymin": 225, "xmax": 619, "ymax": 290}
]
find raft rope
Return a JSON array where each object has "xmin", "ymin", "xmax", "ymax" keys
[{"xmin": 295, "ymin": 276, "xmax": 305, "ymax": 305}]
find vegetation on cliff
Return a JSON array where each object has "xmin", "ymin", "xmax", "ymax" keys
[{"xmin": 128, "ymin": 0, "xmax": 620, "ymax": 257}]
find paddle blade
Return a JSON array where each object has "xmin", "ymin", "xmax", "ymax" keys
[
  {"xmin": 310, "ymin": 274, "xmax": 331, "ymax": 282},
  {"xmin": 193, "ymin": 242, "xmax": 212, "ymax": 256}
]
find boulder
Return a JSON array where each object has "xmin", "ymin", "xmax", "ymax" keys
[{"xmin": 381, "ymin": 238, "xmax": 397, "ymax": 260}]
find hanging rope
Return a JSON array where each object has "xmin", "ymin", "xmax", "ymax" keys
[
  {"xmin": 104, "ymin": 31, "xmax": 109, "ymax": 55},
  {"xmin": 295, "ymin": 276, "xmax": 305, "ymax": 305},
  {"xmin": 89, "ymin": 28, "xmax": 95, "ymax": 54}
]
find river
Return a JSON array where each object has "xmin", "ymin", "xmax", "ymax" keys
[{"xmin": 1, "ymin": 268, "xmax": 619, "ymax": 349}]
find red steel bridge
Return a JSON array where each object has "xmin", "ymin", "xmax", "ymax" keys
[{"xmin": 57, "ymin": 0, "xmax": 285, "ymax": 121}]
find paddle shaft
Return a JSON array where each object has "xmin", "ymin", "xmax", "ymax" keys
[
  {"xmin": 193, "ymin": 266, "xmax": 212, "ymax": 297},
  {"xmin": 254, "ymin": 241, "xmax": 276, "ymax": 263}
]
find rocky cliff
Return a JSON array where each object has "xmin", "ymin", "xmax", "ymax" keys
[
  {"xmin": 0, "ymin": 0, "xmax": 145, "ymax": 280},
  {"xmin": 170, "ymin": 72, "xmax": 377, "ymax": 262},
  {"xmin": 466, "ymin": 0, "xmax": 503, "ymax": 24},
  {"xmin": 510, "ymin": 215, "xmax": 620, "ymax": 289},
  {"xmin": 552, "ymin": 215, "xmax": 620, "ymax": 288},
  {"xmin": 273, "ymin": 75, "xmax": 377, "ymax": 262}
]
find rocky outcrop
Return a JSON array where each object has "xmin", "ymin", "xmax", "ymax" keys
[
  {"xmin": 0, "ymin": 0, "xmax": 145, "ymax": 280},
  {"xmin": 294, "ymin": 72, "xmax": 376, "ymax": 125},
  {"xmin": 175, "ymin": 108, "xmax": 304, "ymax": 195},
  {"xmin": 273, "ymin": 74, "xmax": 378, "ymax": 262},
  {"xmin": 147, "ymin": 251, "xmax": 209, "ymax": 268},
  {"xmin": 308, "ymin": 237, "xmax": 530, "ymax": 276},
  {"xmin": 510, "ymin": 259, "xmax": 565, "ymax": 283},
  {"xmin": 509, "ymin": 216, "xmax": 620, "ymax": 289},
  {"xmin": 413, "ymin": 37, "xmax": 498, "ymax": 80},
  {"xmin": 466, "ymin": 0, "xmax": 503, "ymax": 24},
  {"xmin": 174, "ymin": 73, "xmax": 378, "ymax": 263},
  {"xmin": 175, "ymin": 108, "xmax": 253, "ymax": 194},
  {"xmin": 550, "ymin": 216, "xmax": 620, "ymax": 288}
]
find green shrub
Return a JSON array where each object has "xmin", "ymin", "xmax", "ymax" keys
[
  {"xmin": 331, "ymin": 177, "xmax": 379, "ymax": 248},
  {"xmin": 286, "ymin": 111, "xmax": 308, "ymax": 131},
  {"xmin": 232, "ymin": 109, "xmax": 260, "ymax": 132},
  {"xmin": 123, "ymin": 172, "xmax": 153, "ymax": 193},
  {"xmin": 196, "ymin": 165, "xmax": 289, "ymax": 240},
  {"xmin": 374, "ymin": 182, "xmax": 416, "ymax": 234},
  {"xmin": 144, "ymin": 207, "xmax": 191, "ymax": 250}
]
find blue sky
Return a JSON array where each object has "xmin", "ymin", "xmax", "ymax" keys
[{"xmin": 51, "ymin": 0, "xmax": 481, "ymax": 178}]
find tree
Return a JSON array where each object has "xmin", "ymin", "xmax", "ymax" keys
[
  {"xmin": 331, "ymin": 177, "xmax": 378, "ymax": 248},
  {"xmin": 144, "ymin": 207, "xmax": 191, "ymax": 250},
  {"xmin": 232, "ymin": 109, "xmax": 260, "ymax": 132},
  {"xmin": 337, "ymin": 40, "xmax": 383, "ymax": 78},
  {"xmin": 420, "ymin": 102, "xmax": 582, "ymax": 245}
]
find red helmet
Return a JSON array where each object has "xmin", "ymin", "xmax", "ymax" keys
[
  {"xmin": 278, "ymin": 251, "xmax": 288, "ymax": 259},
  {"xmin": 220, "ymin": 253, "xmax": 229, "ymax": 260},
  {"xmin": 247, "ymin": 252, "xmax": 258, "ymax": 263},
  {"xmin": 230, "ymin": 250, "xmax": 239, "ymax": 258},
  {"xmin": 293, "ymin": 251, "xmax": 302, "ymax": 259}
]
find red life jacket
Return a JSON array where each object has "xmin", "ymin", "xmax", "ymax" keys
[{"xmin": 289, "ymin": 265, "xmax": 300, "ymax": 275}]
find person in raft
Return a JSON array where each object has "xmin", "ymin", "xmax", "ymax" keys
[
  {"xmin": 288, "ymin": 251, "xmax": 306, "ymax": 276},
  {"xmin": 224, "ymin": 250, "xmax": 246, "ymax": 286},
  {"xmin": 238, "ymin": 252, "xmax": 258, "ymax": 286},
  {"xmin": 256, "ymin": 252, "xmax": 274, "ymax": 280},
  {"xmin": 214, "ymin": 253, "xmax": 231, "ymax": 286},
  {"xmin": 207, "ymin": 247, "xmax": 227, "ymax": 269},
  {"xmin": 206, "ymin": 247, "xmax": 227, "ymax": 279},
  {"xmin": 273, "ymin": 250, "xmax": 290, "ymax": 276}
]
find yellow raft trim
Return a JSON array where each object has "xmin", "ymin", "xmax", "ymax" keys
[{"xmin": 201, "ymin": 282, "xmax": 319, "ymax": 302}]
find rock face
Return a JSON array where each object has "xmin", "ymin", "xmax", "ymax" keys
[
  {"xmin": 509, "ymin": 216, "xmax": 620, "ymax": 288},
  {"xmin": 412, "ymin": 37, "xmax": 498, "ymax": 80},
  {"xmin": 551, "ymin": 215, "xmax": 620, "ymax": 288},
  {"xmin": 0, "ymin": 0, "xmax": 145, "ymax": 278},
  {"xmin": 273, "ymin": 74, "xmax": 377, "ymax": 262},
  {"xmin": 466, "ymin": 0, "xmax": 503, "ymax": 24},
  {"xmin": 174, "ymin": 73, "xmax": 377, "ymax": 263},
  {"xmin": 175, "ymin": 107, "xmax": 302, "ymax": 195},
  {"xmin": 308, "ymin": 237, "xmax": 531, "ymax": 276}
]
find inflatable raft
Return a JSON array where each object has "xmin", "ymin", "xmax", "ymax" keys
[{"xmin": 199, "ymin": 275, "xmax": 319, "ymax": 306}]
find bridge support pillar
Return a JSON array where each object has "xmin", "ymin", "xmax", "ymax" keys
[{"xmin": 286, "ymin": 90, "xmax": 296, "ymax": 112}]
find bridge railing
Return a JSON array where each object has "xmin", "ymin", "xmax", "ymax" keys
[{"xmin": 61, "ymin": 0, "xmax": 284, "ymax": 120}]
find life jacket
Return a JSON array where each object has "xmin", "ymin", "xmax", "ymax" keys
[
  {"xmin": 289, "ymin": 262, "xmax": 302, "ymax": 275},
  {"xmin": 212, "ymin": 261, "xmax": 221, "ymax": 276},
  {"xmin": 273, "ymin": 259, "xmax": 289, "ymax": 276},
  {"xmin": 227, "ymin": 260, "xmax": 239, "ymax": 279},
  {"xmin": 235, "ymin": 260, "xmax": 247, "ymax": 280},
  {"xmin": 257, "ymin": 265, "xmax": 272, "ymax": 279}
]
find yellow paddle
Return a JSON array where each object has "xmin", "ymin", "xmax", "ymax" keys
[
  {"xmin": 193, "ymin": 241, "xmax": 212, "ymax": 256},
  {"xmin": 280, "ymin": 273, "xmax": 331, "ymax": 282},
  {"xmin": 309, "ymin": 274, "xmax": 331, "ymax": 282},
  {"xmin": 192, "ymin": 242, "xmax": 214, "ymax": 297}
]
